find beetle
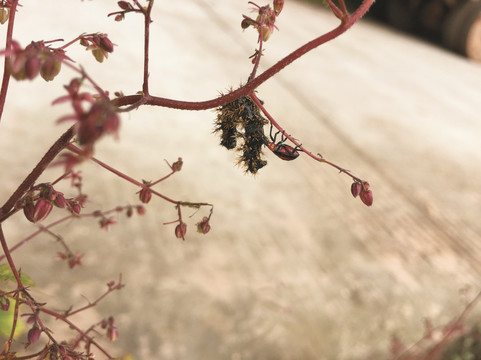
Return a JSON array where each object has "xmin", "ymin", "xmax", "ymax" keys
[{"xmin": 266, "ymin": 123, "xmax": 302, "ymax": 161}]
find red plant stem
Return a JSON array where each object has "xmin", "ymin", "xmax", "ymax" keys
[
  {"xmin": 5, "ymin": 292, "xmax": 20, "ymax": 353},
  {"xmin": 0, "ymin": 0, "xmax": 19, "ymax": 122},
  {"xmin": 0, "ymin": 126, "xmax": 76, "ymax": 222},
  {"xmin": 0, "ymin": 215, "xmax": 73, "ymax": 261},
  {"xmin": 66, "ymin": 275, "xmax": 123, "ymax": 317},
  {"xmin": 249, "ymin": 91, "xmax": 362, "ymax": 182},
  {"xmin": 142, "ymin": 0, "xmax": 154, "ymax": 95},
  {"xmin": 112, "ymin": 0, "xmax": 374, "ymax": 111},
  {"xmin": 67, "ymin": 144, "xmax": 213, "ymax": 211},
  {"xmin": 38, "ymin": 306, "xmax": 113, "ymax": 359},
  {"xmin": 0, "ymin": 225, "xmax": 23, "ymax": 288},
  {"xmin": 248, "ymin": 27, "xmax": 264, "ymax": 81}
]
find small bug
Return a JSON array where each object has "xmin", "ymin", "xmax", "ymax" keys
[{"xmin": 266, "ymin": 123, "xmax": 302, "ymax": 161}]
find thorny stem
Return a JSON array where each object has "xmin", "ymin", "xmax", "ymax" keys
[
  {"xmin": 66, "ymin": 144, "xmax": 214, "ymax": 211},
  {"xmin": 66, "ymin": 275, "xmax": 123, "ymax": 317},
  {"xmin": 112, "ymin": 0, "xmax": 375, "ymax": 111},
  {"xmin": 249, "ymin": 92, "xmax": 363, "ymax": 183}
]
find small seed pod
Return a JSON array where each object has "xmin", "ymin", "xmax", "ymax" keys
[{"xmin": 175, "ymin": 223, "xmax": 187, "ymax": 240}]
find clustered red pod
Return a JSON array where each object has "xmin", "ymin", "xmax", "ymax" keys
[
  {"xmin": 79, "ymin": 33, "xmax": 115, "ymax": 63},
  {"xmin": 351, "ymin": 181, "xmax": 373, "ymax": 206},
  {"xmin": 17, "ymin": 183, "xmax": 85, "ymax": 224},
  {"xmin": 5, "ymin": 40, "xmax": 65, "ymax": 82}
]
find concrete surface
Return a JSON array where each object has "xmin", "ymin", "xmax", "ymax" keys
[{"xmin": 1, "ymin": 0, "xmax": 481, "ymax": 359}]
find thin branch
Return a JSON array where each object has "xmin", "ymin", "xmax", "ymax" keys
[{"xmin": 0, "ymin": 0, "xmax": 19, "ymax": 123}]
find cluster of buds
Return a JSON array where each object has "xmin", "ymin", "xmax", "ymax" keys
[
  {"xmin": 351, "ymin": 181, "xmax": 373, "ymax": 206},
  {"xmin": 241, "ymin": 0, "xmax": 284, "ymax": 42},
  {"xmin": 79, "ymin": 33, "xmax": 115, "ymax": 63},
  {"xmin": 173, "ymin": 215, "xmax": 212, "ymax": 239},
  {"xmin": 55, "ymin": 78, "xmax": 120, "ymax": 151},
  {"xmin": 214, "ymin": 95, "xmax": 268, "ymax": 174},
  {"xmin": 5, "ymin": 40, "xmax": 65, "ymax": 81},
  {"xmin": 17, "ymin": 183, "xmax": 83, "ymax": 224},
  {"xmin": 109, "ymin": 1, "xmax": 138, "ymax": 22}
]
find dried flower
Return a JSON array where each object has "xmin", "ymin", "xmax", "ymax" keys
[
  {"xmin": 171, "ymin": 157, "xmax": 183, "ymax": 172},
  {"xmin": 196, "ymin": 217, "xmax": 211, "ymax": 234}
]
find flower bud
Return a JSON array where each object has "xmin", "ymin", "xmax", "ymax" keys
[
  {"xmin": 360, "ymin": 189, "xmax": 373, "ymax": 206},
  {"xmin": 25, "ymin": 56, "xmax": 41, "ymax": 80},
  {"xmin": 27, "ymin": 325, "xmax": 41, "ymax": 346},
  {"xmin": 136, "ymin": 205, "xmax": 146, "ymax": 215},
  {"xmin": 175, "ymin": 223, "xmax": 187, "ymax": 240},
  {"xmin": 196, "ymin": 217, "xmax": 211, "ymax": 234},
  {"xmin": 53, "ymin": 192, "xmax": 66, "ymax": 208},
  {"xmin": 40, "ymin": 56, "xmax": 61, "ymax": 81},
  {"xmin": 138, "ymin": 187, "xmax": 152, "ymax": 204},
  {"xmin": 171, "ymin": 157, "xmax": 183, "ymax": 172},
  {"xmin": 351, "ymin": 182, "xmax": 361, "ymax": 198},
  {"xmin": 68, "ymin": 200, "xmax": 82, "ymax": 215},
  {"xmin": 241, "ymin": 18, "xmax": 254, "ymax": 29},
  {"xmin": 99, "ymin": 35, "xmax": 114, "ymax": 53},
  {"xmin": 0, "ymin": 8, "xmax": 9, "ymax": 24},
  {"xmin": 273, "ymin": 0, "xmax": 284, "ymax": 15},
  {"xmin": 107, "ymin": 326, "xmax": 119, "ymax": 342},
  {"xmin": 118, "ymin": 1, "xmax": 131, "ymax": 10},
  {"xmin": 33, "ymin": 199, "xmax": 53, "ymax": 223},
  {"xmin": 126, "ymin": 206, "xmax": 133, "ymax": 218},
  {"xmin": 23, "ymin": 200, "xmax": 36, "ymax": 223}
]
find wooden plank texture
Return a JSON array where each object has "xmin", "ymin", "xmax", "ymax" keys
[{"xmin": 1, "ymin": 0, "xmax": 481, "ymax": 359}]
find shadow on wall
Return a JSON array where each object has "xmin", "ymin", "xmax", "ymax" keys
[{"xmin": 301, "ymin": 0, "xmax": 481, "ymax": 62}]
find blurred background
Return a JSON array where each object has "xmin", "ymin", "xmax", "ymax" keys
[
  {"xmin": 1, "ymin": 0, "xmax": 481, "ymax": 359},
  {"xmin": 304, "ymin": 0, "xmax": 481, "ymax": 62}
]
